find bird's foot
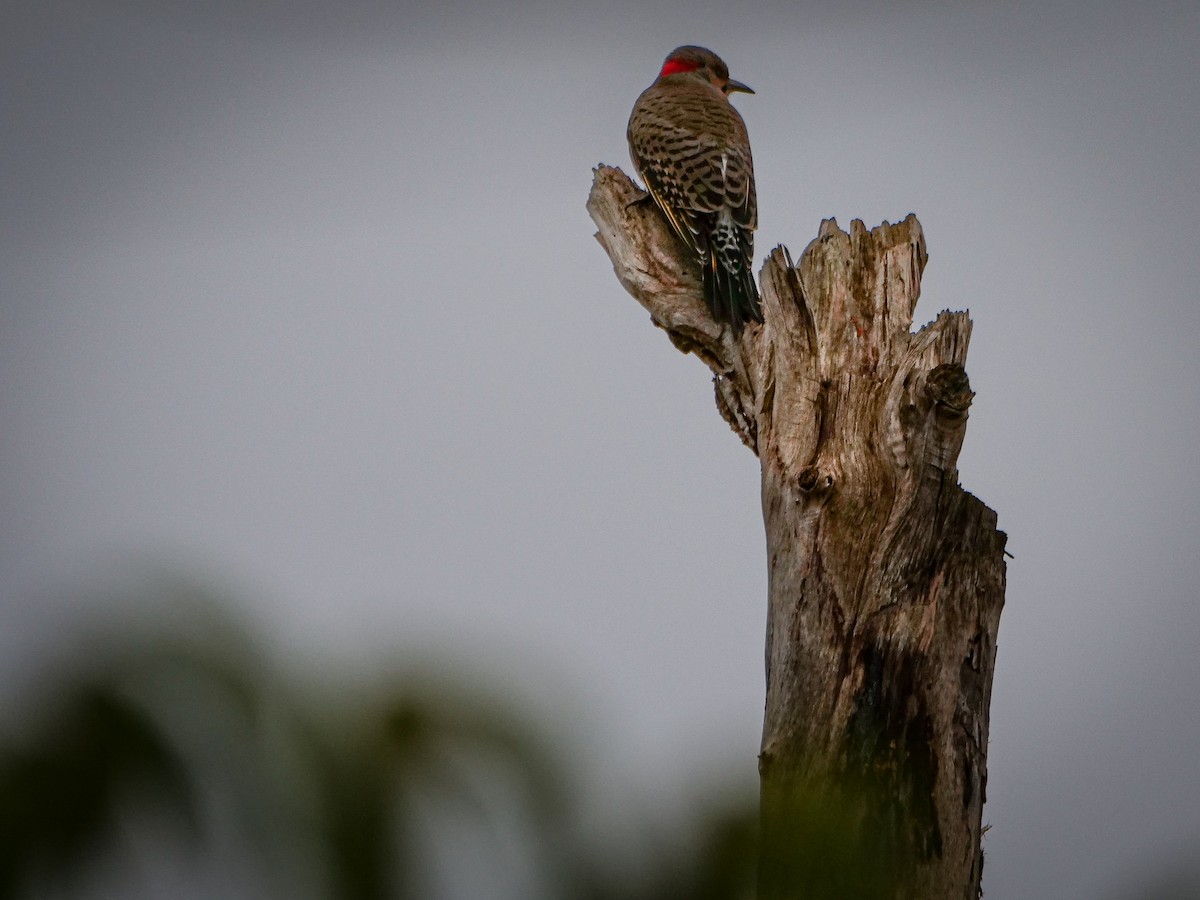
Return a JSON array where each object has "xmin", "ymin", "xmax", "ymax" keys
[{"xmin": 624, "ymin": 190, "xmax": 655, "ymax": 212}]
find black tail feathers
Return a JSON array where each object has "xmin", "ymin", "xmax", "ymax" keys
[{"xmin": 703, "ymin": 254, "xmax": 763, "ymax": 334}]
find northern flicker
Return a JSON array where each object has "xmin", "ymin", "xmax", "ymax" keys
[{"xmin": 628, "ymin": 46, "xmax": 762, "ymax": 332}]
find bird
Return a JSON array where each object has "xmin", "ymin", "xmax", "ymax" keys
[{"xmin": 627, "ymin": 45, "xmax": 762, "ymax": 333}]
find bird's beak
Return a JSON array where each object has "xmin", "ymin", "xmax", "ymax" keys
[{"xmin": 726, "ymin": 78, "xmax": 754, "ymax": 95}]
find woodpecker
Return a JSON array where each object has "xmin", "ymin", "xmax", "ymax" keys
[{"xmin": 628, "ymin": 45, "xmax": 762, "ymax": 332}]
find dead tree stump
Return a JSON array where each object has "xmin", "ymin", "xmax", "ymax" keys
[{"xmin": 587, "ymin": 165, "xmax": 1007, "ymax": 899}]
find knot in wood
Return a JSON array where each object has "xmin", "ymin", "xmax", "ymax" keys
[
  {"xmin": 797, "ymin": 465, "xmax": 834, "ymax": 495},
  {"xmin": 925, "ymin": 364, "xmax": 974, "ymax": 418}
]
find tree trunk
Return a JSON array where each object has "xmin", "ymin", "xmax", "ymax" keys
[{"xmin": 587, "ymin": 166, "xmax": 1007, "ymax": 899}]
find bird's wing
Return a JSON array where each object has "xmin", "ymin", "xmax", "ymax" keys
[
  {"xmin": 630, "ymin": 117, "xmax": 755, "ymax": 230},
  {"xmin": 708, "ymin": 103, "xmax": 756, "ymax": 230},
  {"xmin": 722, "ymin": 139, "xmax": 756, "ymax": 231}
]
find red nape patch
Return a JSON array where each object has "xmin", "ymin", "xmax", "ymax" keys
[{"xmin": 660, "ymin": 58, "xmax": 700, "ymax": 77}]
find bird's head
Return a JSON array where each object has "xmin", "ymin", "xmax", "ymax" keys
[{"xmin": 657, "ymin": 45, "xmax": 754, "ymax": 95}]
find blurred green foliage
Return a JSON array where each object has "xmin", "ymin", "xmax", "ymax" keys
[
  {"xmin": 0, "ymin": 584, "xmax": 757, "ymax": 900},
  {"xmin": 4, "ymin": 581, "xmax": 1195, "ymax": 900}
]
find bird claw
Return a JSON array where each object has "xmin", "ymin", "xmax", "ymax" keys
[{"xmin": 624, "ymin": 191, "xmax": 655, "ymax": 212}]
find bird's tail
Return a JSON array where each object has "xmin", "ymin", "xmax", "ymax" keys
[{"xmin": 704, "ymin": 239, "xmax": 762, "ymax": 334}]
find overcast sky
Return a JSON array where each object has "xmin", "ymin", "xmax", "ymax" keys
[{"xmin": 2, "ymin": 1, "xmax": 1199, "ymax": 897}]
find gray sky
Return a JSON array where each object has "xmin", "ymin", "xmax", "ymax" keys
[{"xmin": 2, "ymin": 1, "xmax": 1199, "ymax": 897}]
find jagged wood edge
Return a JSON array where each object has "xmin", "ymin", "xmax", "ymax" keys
[
  {"xmin": 588, "ymin": 164, "xmax": 978, "ymax": 473},
  {"xmin": 587, "ymin": 165, "xmax": 763, "ymax": 449}
]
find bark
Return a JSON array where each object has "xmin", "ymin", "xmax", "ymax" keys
[{"xmin": 587, "ymin": 165, "xmax": 1007, "ymax": 899}]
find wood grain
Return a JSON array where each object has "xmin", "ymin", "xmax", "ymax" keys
[{"xmin": 588, "ymin": 165, "xmax": 1007, "ymax": 899}]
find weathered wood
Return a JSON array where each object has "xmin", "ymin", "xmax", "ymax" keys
[{"xmin": 588, "ymin": 165, "xmax": 1006, "ymax": 899}]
